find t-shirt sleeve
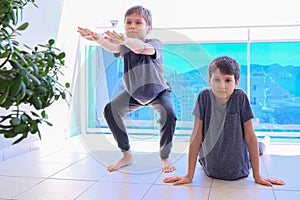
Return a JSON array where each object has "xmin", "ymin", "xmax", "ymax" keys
[
  {"xmin": 192, "ymin": 90, "xmax": 207, "ymax": 120},
  {"xmin": 240, "ymin": 91, "xmax": 254, "ymax": 123},
  {"xmin": 146, "ymin": 39, "xmax": 163, "ymax": 60},
  {"xmin": 114, "ymin": 45, "xmax": 126, "ymax": 57},
  {"xmin": 114, "ymin": 52, "xmax": 120, "ymax": 57}
]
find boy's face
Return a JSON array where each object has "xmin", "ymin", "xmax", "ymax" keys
[
  {"xmin": 208, "ymin": 68, "xmax": 239, "ymax": 104},
  {"xmin": 124, "ymin": 13, "xmax": 152, "ymax": 40}
]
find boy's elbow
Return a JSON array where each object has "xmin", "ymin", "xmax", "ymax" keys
[
  {"xmin": 245, "ymin": 134, "xmax": 258, "ymax": 146},
  {"xmin": 133, "ymin": 47, "xmax": 155, "ymax": 55},
  {"xmin": 132, "ymin": 48, "xmax": 145, "ymax": 54},
  {"xmin": 110, "ymin": 49, "xmax": 121, "ymax": 53}
]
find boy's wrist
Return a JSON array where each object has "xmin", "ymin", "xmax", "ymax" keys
[
  {"xmin": 253, "ymin": 173, "xmax": 261, "ymax": 180},
  {"xmin": 95, "ymin": 33, "xmax": 103, "ymax": 43},
  {"xmin": 119, "ymin": 33, "xmax": 128, "ymax": 45},
  {"xmin": 186, "ymin": 173, "xmax": 194, "ymax": 180}
]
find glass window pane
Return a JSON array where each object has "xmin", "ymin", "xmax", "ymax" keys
[
  {"xmin": 85, "ymin": 40, "xmax": 300, "ymax": 136},
  {"xmin": 250, "ymin": 41, "xmax": 300, "ymax": 133},
  {"xmin": 163, "ymin": 42, "xmax": 248, "ymax": 129}
]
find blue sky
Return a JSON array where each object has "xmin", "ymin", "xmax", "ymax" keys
[
  {"xmin": 250, "ymin": 42, "xmax": 300, "ymax": 66},
  {"xmin": 163, "ymin": 42, "xmax": 300, "ymax": 73}
]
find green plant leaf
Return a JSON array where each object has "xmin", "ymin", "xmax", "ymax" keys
[
  {"xmin": 9, "ymin": 59, "xmax": 24, "ymax": 69},
  {"xmin": 22, "ymin": 74, "xmax": 30, "ymax": 85},
  {"xmin": 28, "ymin": 73, "xmax": 41, "ymax": 85},
  {"xmin": 13, "ymin": 124, "xmax": 28, "ymax": 134},
  {"xmin": 43, "ymin": 120, "xmax": 53, "ymax": 126},
  {"xmin": 37, "ymin": 129, "xmax": 41, "ymax": 139},
  {"xmin": 0, "ymin": 75, "xmax": 10, "ymax": 93},
  {"xmin": 0, "ymin": 0, "xmax": 10, "ymax": 14},
  {"xmin": 9, "ymin": 7, "xmax": 17, "ymax": 25},
  {"xmin": 25, "ymin": 89, "xmax": 33, "ymax": 97},
  {"xmin": 41, "ymin": 110, "xmax": 46, "ymax": 118},
  {"xmin": 31, "ymin": 64, "xmax": 39, "ymax": 75},
  {"xmin": 8, "ymin": 76, "xmax": 22, "ymax": 96},
  {"xmin": 61, "ymin": 92, "xmax": 66, "ymax": 99},
  {"xmin": 13, "ymin": 51, "xmax": 28, "ymax": 65},
  {"xmin": 0, "ymin": 129, "xmax": 10, "ymax": 134},
  {"xmin": 16, "ymin": 22, "xmax": 29, "ymax": 31},
  {"xmin": 48, "ymin": 39, "xmax": 55, "ymax": 46},
  {"xmin": 0, "ymin": 114, "xmax": 14, "ymax": 123},
  {"xmin": 65, "ymin": 82, "xmax": 70, "ymax": 88},
  {"xmin": 12, "ymin": 135, "xmax": 26, "ymax": 145},
  {"xmin": 58, "ymin": 52, "xmax": 65, "ymax": 59},
  {"xmin": 0, "ymin": 88, "xmax": 9, "ymax": 105},
  {"xmin": 23, "ymin": 44, "xmax": 32, "ymax": 50},
  {"xmin": 30, "ymin": 111, "xmax": 40, "ymax": 117},
  {"xmin": 0, "ymin": 50, "xmax": 10, "ymax": 58},
  {"xmin": 3, "ymin": 130, "xmax": 18, "ymax": 138},
  {"xmin": 10, "ymin": 117, "xmax": 21, "ymax": 126},
  {"xmin": 8, "ymin": 39, "xmax": 14, "ymax": 53},
  {"xmin": 30, "ymin": 95, "xmax": 42, "ymax": 109},
  {"xmin": 28, "ymin": 119, "xmax": 38, "ymax": 133},
  {"xmin": 15, "ymin": 81, "xmax": 26, "ymax": 102},
  {"xmin": 20, "ymin": 114, "xmax": 29, "ymax": 122},
  {"xmin": 35, "ymin": 86, "xmax": 47, "ymax": 95}
]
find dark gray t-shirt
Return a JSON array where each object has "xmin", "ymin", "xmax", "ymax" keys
[
  {"xmin": 115, "ymin": 39, "xmax": 169, "ymax": 105},
  {"xmin": 192, "ymin": 88, "xmax": 254, "ymax": 180}
]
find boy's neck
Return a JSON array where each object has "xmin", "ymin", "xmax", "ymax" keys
[
  {"xmin": 215, "ymin": 97, "xmax": 228, "ymax": 106},
  {"xmin": 210, "ymin": 89, "xmax": 229, "ymax": 106}
]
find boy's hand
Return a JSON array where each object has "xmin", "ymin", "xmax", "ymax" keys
[
  {"xmin": 77, "ymin": 27, "xmax": 102, "ymax": 42},
  {"xmin": 104, "ymin": 30, "xmax": 127, "ymax": 45},
  {"xmin": 163, "ymin": 175, "xmax": 192, "ymax": 186},
  {"xmin": 254, "ymin": 175, "xmax": 285, "ymax": 186}
]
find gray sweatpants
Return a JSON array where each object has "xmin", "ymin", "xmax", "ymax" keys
[{"xmin": 103, "ymin": 89, "xmax": 177, "ymax": 159}]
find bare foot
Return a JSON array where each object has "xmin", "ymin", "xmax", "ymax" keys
[
  {"xmin": 107, "ymin": 150, "xmax": 134, "ymax": 172},
  {"xmin": 161, "ymin": 158, "xmax": 176, "ymax": 173}
]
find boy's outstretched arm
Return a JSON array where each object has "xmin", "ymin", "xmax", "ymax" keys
[
  {"xmin": 123, "ymin": 37, "xmax": 155, "ymax": 55},
  {"xmin": 244, "ymin": 120, "xmax": 285, "ymax": 186},
  {"xmin": 163, "ymin": 117, "xmax": 203, "ymax": 185},
  {"xmin": 104, "ymin": 30, "xmax": 155, "ymax": 55},
  {"xmin": 77, "ymin": 27, "xmax": 121, "ymax": 53}
]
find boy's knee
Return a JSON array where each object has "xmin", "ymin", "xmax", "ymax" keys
[
  {"xmin": 103, "ymin": 102, "xmax": 112, "ymax": 118},
  {"xmin": 164, "ymin": 108, "xmax": 177, "ymax": 128},
  {"xmin": 166, "ymin": 108, "xmax": 176, "ymax": 120}
]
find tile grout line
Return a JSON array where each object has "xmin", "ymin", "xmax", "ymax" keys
[
  {"xmin": 12, "ymin": 177, "xmax": 48, "ymax": 199},
  {"xmin": 10, "ymin": 154, "xmax": 95, "ymax": 199},
  {"xmin": 207, "ymin": 178, "xmax": 214, "ymax": 200},
  {"xmin": 140, "ymin": 171, "xmax": 165, "ymax": 200},
  {"xmin": 45, "ymin": 155, "xmax": 90, "ymax": 179}
]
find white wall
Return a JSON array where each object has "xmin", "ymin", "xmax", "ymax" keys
[
  {"xmin": 59, "ymin": 0, "xmax": 300, "ymax": 29},
  {"xmin": 18, "ymin": 0, "xmax": 64, "ymax": 46}
]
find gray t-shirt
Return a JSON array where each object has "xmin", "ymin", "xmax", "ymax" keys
[
  {"xmin": 115, "ymin": 39, "xmax": 169, "ymax": 105},
  {"xmin": 192, "ymin": 88, "xmax": 254, "ymax": 180}
]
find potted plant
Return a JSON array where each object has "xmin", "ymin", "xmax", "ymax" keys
[{"xmin": 0, "ymin": 0, "xmax": 70, "ymax": 144}]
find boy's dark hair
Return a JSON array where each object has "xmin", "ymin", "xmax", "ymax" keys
[
  {"xmin": 208, "ymin": 56, "xmax": 240, "ymax": 81},
  {"xmin": 124, "ymin": 5, "xmax": 152, "ymax": 26}
]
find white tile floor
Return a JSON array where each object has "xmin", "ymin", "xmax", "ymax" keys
[{"xmin": 0, "ymin": 134, "xmax": 300, "ymax": 200}]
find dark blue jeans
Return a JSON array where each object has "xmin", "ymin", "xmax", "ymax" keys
[{"xmin": 103, "ymin": 89, "xmax": 177, "ymax": 159}]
